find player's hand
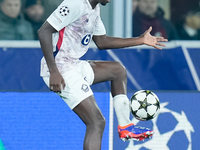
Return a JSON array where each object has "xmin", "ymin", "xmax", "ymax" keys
[
  {"xmin": 140, "ymin": 26, "xmax": 168, "ymax": 50},
  {"xmin": 49, "ymin": 71, "xmax": 66, "ymax": 93}
]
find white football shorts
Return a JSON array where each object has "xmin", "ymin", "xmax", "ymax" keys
[{"xmin": 43, "ymin": 60, "xmax": 94, "ymax": 109}]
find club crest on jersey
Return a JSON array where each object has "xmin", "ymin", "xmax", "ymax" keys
[
  {"xmin": 59, "ymin": 6, "xmax": 70, "ymax": 16},
  {"xmin": 81, "ymin": 84, "xmax": 89, "ymax": 92},
  {"xmin": 84, "ymin": 77, "xmax": 88, "ymax": 82},
  {"xmin": 81, "ymin": 34, "xmax": 91, "ymax": 46}
]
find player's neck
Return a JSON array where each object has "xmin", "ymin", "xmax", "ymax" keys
[{"xmin": 88, "ymin": 0, "xmax": 98, "ymax": 9}]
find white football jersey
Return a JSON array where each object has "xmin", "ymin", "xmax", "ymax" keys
[{"xmin": 40, "ymin": 0, "xmax": 106, "ymax": 77}]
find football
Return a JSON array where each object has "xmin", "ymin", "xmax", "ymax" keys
[
  {"xmin": 130, "ymin": 90, "xmax": 160, "ymax": 121},
  {"xmin": 59, "ymin": 6, "xmax": 70, "ymax": 16}
]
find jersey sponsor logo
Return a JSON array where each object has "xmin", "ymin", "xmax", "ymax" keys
[
  {"xmin": 85, "ymin": 18, "xmax": 89, "ymax": 23},
  {"xmin": 59, "ymin": 6, "xmax": 70, "ymax": 16},
  {"xmin": 81, "ymin": 34, "xmax": 91, "ymax": 46},
  {"xmin": 81, "ymin": 84, "xmax": 89, "ymax": 92}
]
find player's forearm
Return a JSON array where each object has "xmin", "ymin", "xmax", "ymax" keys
[
  {"xmin": 105, "ymin": 36, "xmax": 143, "ymax": 49},
  {"xmin": 93, "ymin": 35, "xmax": 144, "ymax": 50}
]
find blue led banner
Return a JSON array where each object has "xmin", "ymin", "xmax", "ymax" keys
[
  {"xmin": 0, "ymin": 92, "xmax": 199, "ymax": 150},
  {"xmin": 0, "ymin": 92, "xmax": 110, "ymax": 150},
  {"xmin": 0, "ymin": 46, "xmax": 200, "ymax": 91}
]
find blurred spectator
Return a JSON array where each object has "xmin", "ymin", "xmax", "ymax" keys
[
  {"xmin": 132, "ymin": 0, "xmax": 179, "ymax": 41},
  {"xmin": 42, "ymin": 0, "xmax": 63, "ymax": 21},
  {"xmin": 24, "ymin": 0, "xmax": 44, "ymax": 40},
  {"xmin": 176, "ymin": 10, "xmax": 200, "ymax": 40},
  {"xmin": 171, "ymin": 0, "xmax": 200, "ymax": 25},
  {"xmin": 0, "ymin": 0, "xmax": 34, "ymax": 40},
  {"xmin": 132, "ymin": 0, "xmax": 138, "ymax": 14}
]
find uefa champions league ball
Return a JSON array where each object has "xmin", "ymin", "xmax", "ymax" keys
[
  {"xmin": 59, "ymin": 6, "xmax": 70, "ymax": 16},
  {"xmin": 130, "ymin": 90, "xmax": 160, "ymax": 121}
]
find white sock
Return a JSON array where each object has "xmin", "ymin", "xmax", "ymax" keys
[{"xmin": 113, "ymin": 94, "xmax": 132, "ymax": 126}]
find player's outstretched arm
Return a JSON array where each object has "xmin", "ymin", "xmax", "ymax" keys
[
  {"xmin": 38, "ymin": 21, "xmax": 66, "ymax": 92},
  {"xmin": 92, "ymin": 26, "xmax": 168, "ymax": 50}
]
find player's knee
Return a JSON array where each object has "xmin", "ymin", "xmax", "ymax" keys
[
  {"xmin": 98, "ymin": 116, "xmax": 106, "ymax": 129},
  {"xmin": 114, "ymin": 62, "xmax": 127, "ymax": 79},
  {"xmin": 94, "ymin": 116, "xmax": 106, "ymax": 131}
]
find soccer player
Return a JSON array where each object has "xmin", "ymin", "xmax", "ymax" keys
[{"xmin": 38, "ymin": 0, "xmax": 167, "ymax": 149}]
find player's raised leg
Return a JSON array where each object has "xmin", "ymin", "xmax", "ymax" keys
[
  {"xmin": 73, "ymin": 95, "xmax": 106, "ymax": 150},
  {"xmin": 90, "ymin": 61, "xmax": 153, "ymax": 141}
]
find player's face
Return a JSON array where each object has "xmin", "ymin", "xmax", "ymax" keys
[
  {"xmin": 0, "ymin": 0, "xmax": 21, "ymax": 18},
  {"xmin": 138, "ymin": 0, "xmax": 158, "ymax": 18}
]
